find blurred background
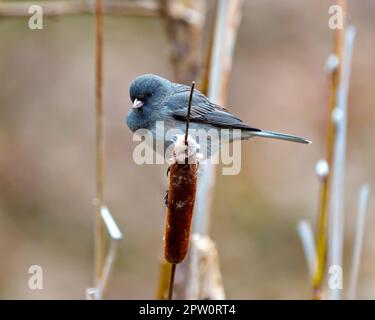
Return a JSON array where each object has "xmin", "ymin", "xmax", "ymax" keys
[{"xmin": 0, "ymin": 0, "xmax": 374, "ymax": 299}]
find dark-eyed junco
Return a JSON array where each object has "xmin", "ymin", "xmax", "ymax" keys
[{"xmin": 126, "ymin": 74, "xmax": 310, "ymax": 159}]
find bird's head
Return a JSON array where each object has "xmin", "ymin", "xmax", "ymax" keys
[
  {"xmin": 129, "ymin": 74, "xmax": 172, "ymax": 111},
  {"xmin": 127, "ymin": 74, "xmax": 173, "ymax": 132}
]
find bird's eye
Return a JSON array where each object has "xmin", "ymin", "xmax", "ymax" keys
[{"xmin": 146, "ymin": 91, "xmax": 152, "ymax": 98}]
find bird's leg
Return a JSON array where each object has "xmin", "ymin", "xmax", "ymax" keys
[{"xmin": 164, "ymin": 190, "xmax": 169, "ymax": 208}]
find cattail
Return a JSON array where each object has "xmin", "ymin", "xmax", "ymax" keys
[
  {"xmin": 163, "ymin": 81, "xmax": 199, "ymax": 266},
  {"xmin": 163, "ymin": 135, "xmax": 201, "ymax": 264}
]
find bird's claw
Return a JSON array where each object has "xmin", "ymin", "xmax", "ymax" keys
[{"xmin": 164, "ymin": 190, "xmax": 169, "ymax": 208}]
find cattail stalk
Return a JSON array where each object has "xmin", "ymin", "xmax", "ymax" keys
[
  {"xmin": 163, "ymin": 82, "xmax": 199, "ymax": 299},
  {"xmin": 156, "ymin": 261, "xmax": 173, "ymax": 299},
  {"xmin": 162, "ymin": 0, "xmax": 242, "ymax": 299},
  {"xmin": 156, "ymin": 0, "xmax": 205, "ymax": 299}
]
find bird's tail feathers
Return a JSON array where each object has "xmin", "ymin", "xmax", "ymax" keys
[{"xmin": 249, "ymin": 130, "xmax": 311, "ymax": 144}]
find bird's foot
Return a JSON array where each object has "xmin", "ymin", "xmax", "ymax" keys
[{"xmin": 164, "ymin": 190, "xmax": 169, "ymax": 208}]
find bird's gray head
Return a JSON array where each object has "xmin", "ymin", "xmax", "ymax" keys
[
  {"xmin": 129, "ymin": 74, "xmax": 172, "ymax": 110},
  {"xmin": 127, "ymin": 74, "xmax": 173, "ymax": 132}
]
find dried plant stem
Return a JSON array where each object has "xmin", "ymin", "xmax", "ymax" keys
[
  {"xmin": 156, "ymin": 261, "xmax": 172, "ymax": 299},
  {"xmin": 185, "ymin": 81, "xmax": 195, "ymax": 162},
  {"xmin": 348, "ymin": 185, "xmax": 370, "ymax": 299},
  {"xmin": 185, "ymin": 81, "xmax": 195, "ymax": 142},
  {"xmin": 94, "ymin": 0, "xmax": 105, "ymax": 287},
  {"xmin": 168, "ymin": 263, "xmax": 177, "ymax": 300},
  {"xmin": 328, "ymin": 24, "xmax": 355, "ymax": 300},
  {"xmin": 0, "ymin": 0, "xmax": 197, "ymax": 23},
  {"xmin": 86, "ymin": 207, "xmax": 123, "ymax": 299},
  {"xmin": 185, "ymin": 234, "xmax": 225, "ymax": 299},
  {"xmin": 297, "ymin": 220, "xmax": 317, "ymax": 280},
  {"xmin": 312, "ymin": 162, "xmax": 329, "ymax": 299},
  {"xmin": 158, "ymin": 0, "xmax": 205, "ymax": 84},
  {"xmin": 197, "ymin": 0, "xmax": 218, "ymax": 95},
  {"xmin": 312, "ymin": 0, "xmax": 347, "ymax": 300},
  {"xmin": 193, "ymin": 0, "xmax": 243, "ymax": 235}
]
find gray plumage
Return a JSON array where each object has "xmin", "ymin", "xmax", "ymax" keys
[{"xmin": 126, "ymin": 74, "xmax": 310, "ymax": 158}]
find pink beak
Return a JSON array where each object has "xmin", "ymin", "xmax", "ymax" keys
[{"xmin": 132, "ymin": 98, "xmax": 144, "ymax": 109}]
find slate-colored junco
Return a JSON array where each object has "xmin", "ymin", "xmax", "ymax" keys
[{"xmin": 126, "ymin": 74, "xmax": 310, "ymax": 159}]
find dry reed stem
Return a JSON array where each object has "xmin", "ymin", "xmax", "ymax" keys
[
  {"xmin": 297, "ymin": 220, "xmax": 317, "ymax": 280},
  {"xmin": 158, "ymin": 0, "xmax": 205, "ymax": 84},
  {"xmin": 86, "ymin": 207, "xmax": 123, "ymax": 299},
  {"xmin": 0, "ymin": 0, "xmax": 199, "ymax": 23},
  {"xmin": 193, "ymin": 0, "xmax": 243, "ymax": 236},
  {"xmin": 184, "ymin": 82, "xmax": 196, "ymax": 155},
  {"xmin": 156, "ymin": 261, "xmax": 172, "ymax": 299},
  {"xmin": 197, "ymin": 0, "xmax": 218, "ymax": 96},
  {"xmin": 348, "ymin": 185, "xmax": 370, "ymax": 299},
  {"xmin": 312, "ymin": 160, "xmax": 330, "ymax": 299},
  {"xmin": 185, "ymin": 234, "xmax": 225, "ymax": 299},
  {"xmin": 312, "ymin": 0, "xmax": 347, "ymax": 300},
  {"xmin": 98, "ymin": 207, "xmax": 123, "ymax": 296},
  {"xmin": 94, "ymin": 0, "xmax": 105, "ymax": 287},
  {"xmin": 167, "ymin": 263, "xmax": 177, "ymax": 300},
  {"xmin": 328, "ymin": 23, "xmax": 356, "ymax": 300}
]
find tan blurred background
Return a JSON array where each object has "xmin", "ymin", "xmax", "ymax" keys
[{"xmin": 0, "ymin": 0, "xmax": 375, "ymax": 299}]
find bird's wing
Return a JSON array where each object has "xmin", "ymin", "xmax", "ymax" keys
[{"xmin": 168, "ymin": 84, "xmax": 260, "ymax": 131}]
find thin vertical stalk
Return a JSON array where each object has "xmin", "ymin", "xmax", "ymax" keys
[
  {"xmin": 168, "ymin": 264, "xmax": 177, "ymax": 300},
  {"xmin": 185, "ymin": 82, "xmax": 196, "ymax": 146},
  {"xmin": 156, "ymin": 261, "xmax": 172, "ymax": 299},
  {"xmin": 348, "ymin": 185, "xmax": 370, "ymax": 299},
  {"xmin": 313, "ymin": 0, "xmax": 347, "ymax": 300},
  {"xmin": 197, "ymin": 0, "xmax": 218, "ymax": 95},
  {"xmin": 158, "ymin": 0, "xmax": 205, "ymax": 84},
  {"xmin": 185, "ymin": 234, "xmax": 225, "ymax": 299},
  {"xmin": 95, "ymin": 0, "xmax": 105, "ymax": 286},
  {"xmin": 193, "ymin": 0, "xmax": 243, "ymax": 235},
  {"xmin": 312, "ymin": 160, "xmax": 329, "ymax": 299},
  {"xmin": 328, "ymin": 24, "xmax": 355, "ymax": 300},
  {"xmin": 325, "ymin": 0, "xmax": 346, "ymax": 167},
  {"xmin": 297, "ymin": 220, "xmax": 317, "ymax": 280}
]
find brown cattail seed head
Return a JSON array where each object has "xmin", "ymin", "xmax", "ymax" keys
[{"xmin": 163, "ymin": 135, "xmax": 200, "ymax": 264}]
